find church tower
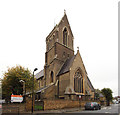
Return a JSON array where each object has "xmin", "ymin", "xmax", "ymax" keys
[{"xmin": 44, "ymin": 12, "xmax": 74, "ymax": 86}]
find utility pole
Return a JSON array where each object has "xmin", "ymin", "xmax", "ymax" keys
[{"xmin": 32, "ymin": 68, "xmax": 38, "ymax": 113}]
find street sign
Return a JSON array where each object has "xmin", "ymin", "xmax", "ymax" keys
[{"xmin": 11, "ymin": 95, "xmax": 23, "ymax": 103}]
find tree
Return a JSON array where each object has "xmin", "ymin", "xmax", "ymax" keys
[
  {"xmin": 94, "ymin": 89, "xmax": 101, "ymax": 100},
  {"xmin": 101, "ymin": 88, "xmax": 113, "ymax": 106},
  {"xmin": 2, "ymin": 65, "xmax": 38, "ymax": 103}
]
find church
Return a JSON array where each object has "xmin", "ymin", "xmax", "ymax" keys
[{"xmin": 34, "ymin": 11, "xmax": 95, "ymax": 101}]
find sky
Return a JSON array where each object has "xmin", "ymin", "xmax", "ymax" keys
[{"xmin": 0, "ymin": 0, "xmax": 118, "ymax": 97}]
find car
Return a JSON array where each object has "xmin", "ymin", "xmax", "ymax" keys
[
  {"xmin": 116, "ymin": 101, "xmax": 119, "ymax": 104},
  {"xmin": 0, "ymin": 100, "xmax": 5, "ymax": 104},
  {"xmin": 85, "ymin": 102, "xmax": 101, "ymax": 110},
  {"xmin": 0, "ymin": 104, "xmax": 2, "ymax": 109},
  {"xmin": 112, "ymin": 99, "xmax": 117, "ymax": 104}
]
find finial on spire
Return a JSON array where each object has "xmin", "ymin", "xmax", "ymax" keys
[
  {"xmin": 77, "ymin": 46, "xmax": 79, "ymax": 51},
  {"xmin": 64, "ymin": 9, "xmax": 66, "ymax": 15}
]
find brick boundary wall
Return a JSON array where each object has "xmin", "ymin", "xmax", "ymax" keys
[
  {"xmin": 2, "ymin": 100, "xmax": 106, "ymax": 112},
  {"xmin": 2, "ymin": 103, "xmax": 26, "ymax": 113},
  {"xmin": 44, "ymin": 100, "xmax": 79, "ymax": 110},
  {"xmin": 43, "ymin": 99, "xmax": 102, "ymax": 110}
]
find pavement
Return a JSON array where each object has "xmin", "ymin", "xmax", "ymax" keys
[
  {"xmin": 19, "ymin": 107, "xmax": 84, "ymax": 114},
  {"xmin": 29, "ymin": 105, "xmax": 108, "ymax": 114},
  {"xmin": 3, "ymin": 104, "xmax": 117, "ymax": 115},
  {"xmin": 20, "ymin": 105, "xmax": 113, "ymax": 114},
  {"xmin": 35, "ymin": 107, "xmax": 83, "ymax": 113}
]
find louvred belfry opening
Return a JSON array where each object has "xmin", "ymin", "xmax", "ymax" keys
[{"xmin": 63, "ymin": 27, "xmax": 68, "ymax": 46}]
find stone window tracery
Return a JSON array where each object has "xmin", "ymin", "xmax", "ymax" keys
[{"xmin": 74, "ymin": 69, "xmax": 83, "ymax": 93}]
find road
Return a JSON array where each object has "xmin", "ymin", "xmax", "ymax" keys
[
  {"xmin": 30, "ymin": 104, "xmax": 120, "ymax": 115},
  {"xmin": 71, "ymin": 103, "xmax": 119, "ymax": 114}
]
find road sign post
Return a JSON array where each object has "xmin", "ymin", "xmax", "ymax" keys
[{"xmin": 79, "ymin": 95, "xmax": 81, "ymax": 109}]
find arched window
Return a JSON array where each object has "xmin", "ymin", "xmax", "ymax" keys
[
  {"xmin": 50, "ymin": 71, "xmax": 54, "ymax": 83},
  {"xmin": 63, "ymin": 28, "xmax": 67, "ymax": 46},
  {"xmin": 74, "ymin": 69, "xmax": 83, "ymax": 93}
]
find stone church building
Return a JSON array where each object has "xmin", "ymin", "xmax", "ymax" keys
[{"xmin": 34, "ymin": 12, "xmax": 94, "ymax": 101}]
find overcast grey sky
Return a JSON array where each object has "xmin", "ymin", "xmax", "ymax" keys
[{"xmin": 0, "ymin": 0, "xmax": 118, "ymax": 96}]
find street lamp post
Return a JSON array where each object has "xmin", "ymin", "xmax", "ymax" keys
[
  {"xmin": 32, "ymin": 68, "xmax": 38, "ymax": 113},
  {"xmin": 20, "ymin": 80, "xmax": 26, "ymax": 102}
]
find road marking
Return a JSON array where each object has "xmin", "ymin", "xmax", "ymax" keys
[
  {"xmin": 103, "ymin": 106, "xmax": 112, "ymax": 110},
  {"xmin": 103, "ymin": 107, "xmax": 107, "ymax": 109}
]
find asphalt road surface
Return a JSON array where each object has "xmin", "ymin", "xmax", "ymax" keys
[
  {"xmin": 2, "ymin": 104, "xmax": 120, "ymax": 115},
  {"xmin": 73, "ymin": 103, "xmax": 119, "ymax": 114}
]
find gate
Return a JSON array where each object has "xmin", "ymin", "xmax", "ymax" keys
[{"xmin": 34, "ymin": 101, "xmax": 44, "ymax": 111}]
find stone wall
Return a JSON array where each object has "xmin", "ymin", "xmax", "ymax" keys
[
  {"xmin": 69, "ymin": 51, "xmax": 95, "ymax": 99},
  {"xmin": 43, "ymin": 83, "xmax": 56, "ymax": 99},
  {"xmin": 55, "ymin": 42, "xmax": 74, "ymax": 62},
  {"xmin": 46, "ymin": 46, "xmax": 55, "ymax": 66},
  {"xmin": 57, "ymin": 13, "xmax": 74, "ymax": 50},
  {"xmin": 59, "ymin": 72, "xmax": 70, "ymax": 96}
]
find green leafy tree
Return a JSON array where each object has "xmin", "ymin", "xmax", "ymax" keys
[
  {"xmin": 2, "ymin": 65, "xmax": 38, "ymax": 103},
  {"xmin": 94, "ymin": 89, "xmax": 101, "ymax": 100},
  {"xmin": 101, "ymin": 88, "xmax": 113, "ymax": 106}
]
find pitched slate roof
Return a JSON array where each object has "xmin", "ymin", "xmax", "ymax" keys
[
  {"xmin": 36, "ymin": 83, "xmax": 55, "ymax": 93},
  {"xmin": 35, "ymin": 69, "xmax": 44, "ymax": 80},
  {"xmin": 57, "ymin": 55, "xmax": 76, "ymax": 76}
]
